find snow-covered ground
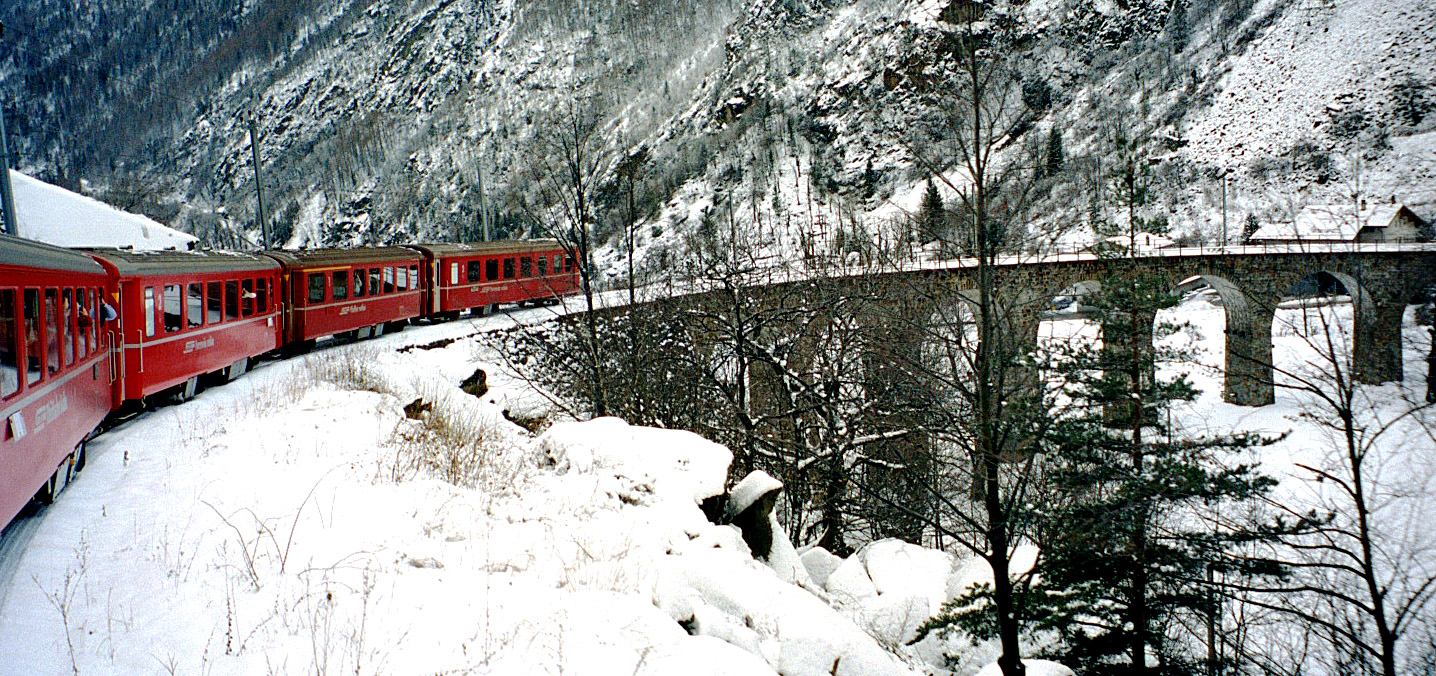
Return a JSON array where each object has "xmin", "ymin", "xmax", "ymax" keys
[
  {"xmin": 0, "ymin": 287, "xmax": 1430, "ymax": 674},
  {"xmin": 8, "ymin": 170, "xmax": 198, "ymax": 250}
]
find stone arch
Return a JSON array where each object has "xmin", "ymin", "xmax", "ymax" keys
[
  {"xmin": 1278, "ymin": 268, "xmax": 1401, "ymax": 385},
  {"xmin": 1179, "ymin": 274, "xmax": 1275, "ymax": 407}
]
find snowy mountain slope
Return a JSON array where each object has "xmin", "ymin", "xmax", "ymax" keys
[{"xmin": 1, "ymin": 0, "xmax": 1432, "ymax": 273}]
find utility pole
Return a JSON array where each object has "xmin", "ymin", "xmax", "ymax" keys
[
  {"xmin": 0, "ymin": 104, "xmax": 17, "ymax": 237},
  {"xmin": 1220, "ymin": 173, "xmax": 1228, "ymax": 246},
  {"xmin": 0, "ymin": 23, "xmax": 17, "ymax": 237},
  {"xmin": 249, "ymin": 116, "xmax": 270, "ymax": 250},
  {"xmin": 477, "ymin": 160, "xmax": 491, "ymax": 241}
]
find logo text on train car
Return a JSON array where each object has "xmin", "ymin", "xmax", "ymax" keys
[
  {"xmin": 341, "ymin": 305, "xmax": 367, "ymax": 315},
  {"xmin": 183, "ymin": 338, "xmax": 215, "ymax": 354},
  {"xmin": 34, "ymin": 394, "xmax": 70, "ymax": 434}
]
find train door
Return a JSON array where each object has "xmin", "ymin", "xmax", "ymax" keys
[{"xmin": 109, "ymin": 282, "xmax": 132, "ymax": 405}]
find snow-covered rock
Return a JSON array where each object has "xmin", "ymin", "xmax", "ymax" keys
[
  {"xmin": 799, "ymin": 547, "xmax": 844, "ymax": 587},
  {"xmin": 975, "ymin": 659, "xmax": 1075, "ymax": 676}
]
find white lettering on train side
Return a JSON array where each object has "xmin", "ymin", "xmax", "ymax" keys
[
  {"xmin": 340, "ymin": 305, "xmax": 367, "ymax": 315},
  {"xmin": 183, "ymin": 338, "xmax": 216, "ymax": 354},
  {"xmin": 33, "ymin": 394, "xmax": 70, "ymax": 435}
]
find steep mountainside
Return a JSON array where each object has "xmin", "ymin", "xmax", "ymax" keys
[{"xmin": 1, "ymin": 0, "xmax": 1433, "ymax": 281}]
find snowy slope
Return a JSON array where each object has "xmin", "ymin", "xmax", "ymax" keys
[
  {"xmin": 0, "ymin": 313, "xmax": 918, "ymax": 676},
  {"xmin": 8, "ymin": 170, "xmax": 198, "ymax": 250},
  {"xmin": 1, "ymin": 289, "xmax": 1430, "ymax": 675}
]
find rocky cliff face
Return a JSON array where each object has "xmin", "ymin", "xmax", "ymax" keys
[{"xmin": 2, "ymin": 0, "xmax": 1433, "ymax": 279}]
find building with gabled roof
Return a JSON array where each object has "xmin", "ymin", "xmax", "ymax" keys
[{"xmin": 1248, "ymin": 202, "xmax": 1427, "ymax": 244}]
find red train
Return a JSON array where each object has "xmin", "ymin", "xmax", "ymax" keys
[{"xmin": 0, "ymin": 236, "xmax": 578, "ymax": 530}]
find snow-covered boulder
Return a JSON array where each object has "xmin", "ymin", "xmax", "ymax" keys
[
  {"xmin": 538, "ymin": 417, "xmax": 732, "ymax": 504},
  {"xmin": 727, "ymin": 470, "xmax": 812, "ymax": 586},
  {"xmin": 799, "ymin": 547, "xmax": 843, "ymax": 588},
  {"xmin": 657, "ymin": 545, "xmax": 916, "ymax": 676},
  {"xmin": 975, "ymin": 659, "xmax": 1075, "ymax": 676}
]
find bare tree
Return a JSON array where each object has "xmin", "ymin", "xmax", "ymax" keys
[
  {"xmin": 879, "ymin": 16, "xmax": 1054, "ymax": 676},
  {"xmin": 523, "ymin": 84, "xmax": 614, "ymax": 416},
  {"xmin": 1229, "ymin": 287, "xmax": 1436, "ymax": 676}
]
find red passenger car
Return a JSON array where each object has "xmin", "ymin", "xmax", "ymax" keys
[
  {"xmin": 0, "ymin": 235, "xmax": 113, "ymax": 528},
  {"xmin": 85, "ymin": 249, "xmax": 283, "ymax": 402},
  {"xmin": 410, "ymin": 241, "xmax": 579, "ymax": 318},
  {"xmin": 265, "ymin": 248, "xmax": 422, "ymax": 346}
]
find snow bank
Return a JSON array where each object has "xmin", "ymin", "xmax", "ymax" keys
[
  {"xmin": 9, "ymin": 170, "xmax": 197, "ymax": 250},
  {"xmin": 540, "ymin": 420, "xmax": 913, "ymax": 675},
  {"xmin": 975, "ymin": 659, "xmax": 1075, "ymax": 676},
  {"xmin": 540, "ymin": 416, "xmax": 732, "ymax": 503}
]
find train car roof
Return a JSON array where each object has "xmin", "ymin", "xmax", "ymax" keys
[
  {"xmin": 262, "ymin": 247, "xmax": 422, "ymax": 268},
  {"xmin": 82, "ymin": 247, "xmax": 280, "ymax": 275},
  {"xmin": 406, "ymin": 240, "xmax": 568, "ymax": 258},
  {"xmin": 0, "ymin": 233, "xmax": 109, "ymax": 275}
]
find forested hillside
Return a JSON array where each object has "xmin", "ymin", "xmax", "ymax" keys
[{"xmin": 1, "ymin": 0, "xmax": 1433, "ymax": 277}]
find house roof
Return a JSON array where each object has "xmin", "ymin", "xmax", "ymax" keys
[{"xmin": 1250, "ymin": 204, "xmax": 1419, "ymax": 241}]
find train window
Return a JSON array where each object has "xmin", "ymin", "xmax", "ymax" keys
[
  {"xmin": 0, "ymin": 290, "xmax": 16, "ymax": 397},
  {"xmin": 225, "ymin": 281, "xmax": 241, "ymax": 320},
  {"xmin": 520, "ymin": 258, "xmax": 532, "ymax": 278},
  {"xmin": 383, "ymin": 267, "xmax": 395, "ymax": 294},
  {"xmin": 537, "ymin": 257, "xmax": 548, "ymax": 276},
  {"xmin": 61, "ymin": 289, "xmax": 76, "ymax": 365},
  {"xmin": 88, "ymin": 289, "xmax": 100, "ymax": 351},
  {"xmin": 23, "ymin": 290, "xmax": 42, "ymax": 384},
  {"xmin": 241, "ymin": 280, "xmax": 255, "ymax": 317},
  {"xmin": 467, "ymin": 261, "xmax": 481, "ymax": 283},
  {"xmin": 369, "ymin": 269, "xmax": 381, "ymax": 295},
  {"xmin": 564, "ymin": 255, "xmax": 575, "ymax": 272},
  {"xmin": 72, "ymin": 289, "xmax": 88, "ymax": 358},
  {"xmin": 143, "ymin": 286, "xmax": 156, "ymax": 338},
  {"xmin": 188, "ymin": 284, "xmax": 204, "ymax": 327},
  {"xmin": 163, "ymin": 284, "xmax": 183, "ymax": 333},
  {"xmin": 554, "ymin": 254, "xmax": 562, "ymax": 273},
  {"xmin": 485, "ymin": 259, "xmax": 498, "ymax": 281},
  {"xmin": 72, "ymin": 290, "xmax": 85, "ymax": 359},
  {"xmin": 44, "ymin": 289, "xmax": 62, "ymax": 373},
  {"xmin": 408, "ymin": 265, "xmax": 418, "ymax": 290},
  {"xmin": 503, "ymin": 258, "xmax": 515, "ymax": 279},
  {"xmin": 257, "ymin": 279, "xmax": 269, "ymax": 312},
  {"xmin": 353, "ymin": 269, "xmax": 366, "ymax": 297},
  {"xmin": 450, "ymin": 262, "xmax": 460, "ymax": 286},
  {"xmin": 208, "ymin": 282, "xmax": 223, "ymax": 324},
  {"xmin": 331, "ymin": 272, "xmax": 348, "ymax": 301},
  {"xmin": 308, "ymin": 274, "xmax": 326, "ymax": 304}
]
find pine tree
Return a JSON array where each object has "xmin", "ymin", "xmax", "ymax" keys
[
  {"xmin": 917, "ymin": 179, "xmax": 946, "ymax": 244},
  {"xmin": 1046, "ymin": 128, "xmax": 1065, "ymax": 178},
  {"xmin": 1031, "ymin": 275, "xmax": 1293, "ymax": 676},
  {"xmin": 1243, "ymin": 213, "xmax": 1260, "ymax": 243}
]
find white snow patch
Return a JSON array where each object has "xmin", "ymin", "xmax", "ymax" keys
[{"xmin": 9, "ymin": 170, "xmax": 197, "ymax": 250}]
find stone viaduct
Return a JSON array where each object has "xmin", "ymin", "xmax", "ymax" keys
[{"xmin": 691, "ymin": 243, "xmax": 1436, "ymax": 408}]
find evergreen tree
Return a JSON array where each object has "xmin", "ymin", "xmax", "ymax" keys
[
  {"xmin": 913, "ymin": 276, "xmax": 1297, "ymax": 675},
  {"xmin": 1243, "ymin": 213, "xmax": 1261, "ymax": 243},
  {"xmin": 917, "ymin": 179, "xmax": 946, "ymax": 244},
  {"xmin": 1046, "ymin": 128, "xmax": 1065, "ymax": 178},
  {"xmin": 1032, "ymin": 276, "xmax": 1292, "ymax": 675}
]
